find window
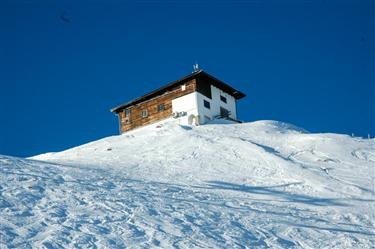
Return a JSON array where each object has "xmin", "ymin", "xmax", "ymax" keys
[
  {"xmin": 141, "ymin": 109, "xmax": 148, "ymax": 118},
  {"xmin": 220, "ymin": 107, "xmax": 230, "ymax": 117},
  {"xmin": 203, "ymin": 100, "xmax": 210, "ymax": 109},
  {"xmin": 157, "ymin": 104, "xmax": 165, "ymax": 112},
  {"xmin": 181, "ymin": 84, "xmax": 186, "ymax": 91},
  {"xmin": 124, "ymin": 109, "xmax": 131, "ymax": 117},
  {"xmin": 220, "ymin": 95, "xmax": 227, "ymax": 103}
]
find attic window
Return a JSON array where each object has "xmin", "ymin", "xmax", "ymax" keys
[
  {"xmin": 124, "ymin": 109, "xmax": 131, "ymax": 117},
  {"xmin": 220, "ymin": 95, "xmax": 227, "ymax": 103},
  {"xmin": 181, "ymin": 84, "xmax": 186, "ymax": 91},
  {"xmin": 157, "ymin": 104, "xmax": 165, "ymax": 112},
  {"xmin": 203, "ymin": 100, "xmax": 210, "ymax": 109},
  {"xmin": 141, "ymin": 109, "xmax": 148, "ymax": 118}
]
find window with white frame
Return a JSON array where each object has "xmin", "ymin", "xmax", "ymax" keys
[
  {"xmin": 124, "ymin": 109, "xmax": 131, "ymax": 117},
  {"xmin": 141, "ymin": 109, "xmax": 148, "ymax": 118}
]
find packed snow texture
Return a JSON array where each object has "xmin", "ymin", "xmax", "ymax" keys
[{"xmin": 1, "ymin": 120, "xmax": 374, "ymax": 248}]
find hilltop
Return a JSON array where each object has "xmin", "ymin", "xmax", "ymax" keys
[{"xmin": 1, "ymin": 120, "xmax": 374, "ymax": 248}]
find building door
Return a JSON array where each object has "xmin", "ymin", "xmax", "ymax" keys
[
  {"xmin": 188, "ymin": 114, "xmax": 199, "ymax": 126},
  {"xmin": 220, "ymin": 107, "xmax": 230, "ymax": 118}
]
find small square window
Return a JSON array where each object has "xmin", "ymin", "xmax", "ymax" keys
[
  {"xmin": 124, "ymin": 109, "xmax": 131, "ymax": 117},
  {"xmin": 220, "ymin": 95, "xmax": 227, "ymax": 103},
  {"xmin": 203, "ymin": 100, "xmax": 210, "ymax": 109},
  {"xmin": 141, "ymin": 109, "xmax": 148, "ymax": 118},
  {"xmin": 157, "ymin": 104, "xmax": 165, "ymax": 112}
]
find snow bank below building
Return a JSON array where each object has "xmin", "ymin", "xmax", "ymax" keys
[{"xmin": 1, "ymin": 120, "xmax": 374, "ymax": 248}]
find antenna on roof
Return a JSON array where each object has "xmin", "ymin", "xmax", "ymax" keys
[{"xmin": 192, "ymin": 62, "xmax": 200, "ymax": 73}]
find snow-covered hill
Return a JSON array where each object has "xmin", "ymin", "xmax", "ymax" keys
[{"xmin": 1, "ymin": 120, "xmax": 374, "ymax": 248}]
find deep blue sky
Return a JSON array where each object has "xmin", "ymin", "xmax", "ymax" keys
[{"xmin": 0, "ymin": 0, "xmax": 374, "ymax": 157}]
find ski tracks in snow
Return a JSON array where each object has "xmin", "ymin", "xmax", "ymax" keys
[
  {"xmin": 2, "ymin": 121, "xmax": 375, "ymax": 248},
  {"xmin": 1, "ymin": 155, "xmax": 374, "ymax": 248}
]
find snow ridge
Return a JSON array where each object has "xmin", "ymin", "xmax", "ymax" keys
[{"xmin": 1, "ymin": 120, "xmax": 374, "ymax": 248}]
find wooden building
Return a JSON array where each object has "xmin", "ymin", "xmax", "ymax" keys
[{"xmin": 111, "ymin": 69, "xmax": 246, "ymax": 134}]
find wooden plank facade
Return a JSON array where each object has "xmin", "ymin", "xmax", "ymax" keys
[
  {"xmin": 111, "ymin": 70, "xmax": 246, "ymax": 134},
  {"xmin": 117, "ymin": 79, "xmax": 196, "ymax": 133}
]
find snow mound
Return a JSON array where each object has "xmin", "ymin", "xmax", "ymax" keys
[
  {"xmin": 249, "ymin": 120, "xmax": 309, "ymax": 134},
  {"xmin": 1, "ymin": 120, "xmax": 374, "ymax": 248}
]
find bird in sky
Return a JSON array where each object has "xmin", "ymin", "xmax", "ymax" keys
[{"xmin": 60, "ymin": 11, "xmax": 70, "ymax": 23}]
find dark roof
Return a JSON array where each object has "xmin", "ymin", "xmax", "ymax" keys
[{"xmin": 111, "ymin": 70, "xmax": 246, "ymax": 113}]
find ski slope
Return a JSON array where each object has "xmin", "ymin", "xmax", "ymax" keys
[{"xmin": 1, "ymin": 120, "xmax": 374, "ymax": 248}]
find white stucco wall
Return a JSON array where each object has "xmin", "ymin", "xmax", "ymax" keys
[
  {"xmin": 171, "ymin": 92, "xmax": 199, "ymax": 125},
  {"xmin": 171, "ymin": 85, "xmax": 237, "ymax": 125},
  {"xmin": 195, "ymin": 93, "xmax": 214, "ymax": 123},
  {"xmin": 210, "ymin": 85, "xmax": 237, "ymax": 120},
  {"xmin": 195, "ymin": 85, "xmax": 237, "ymax": 123}
]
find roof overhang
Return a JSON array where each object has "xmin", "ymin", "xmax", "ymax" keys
[{"xmin": 110, "ymin": 70, "xmax": 246, "ymax": 113}]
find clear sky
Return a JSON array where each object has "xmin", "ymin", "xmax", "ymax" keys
[{"xmin": 0, "ymin": 0, "xmax": 374, "ymax": 157}]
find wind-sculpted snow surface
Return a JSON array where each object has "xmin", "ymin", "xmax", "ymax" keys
[{"xmin": 1, "ymin": 120, "xmax": 374, "ymax": 248}]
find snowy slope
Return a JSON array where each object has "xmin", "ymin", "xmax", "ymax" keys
[{"xmin": 1, "ymin": 120, "xmax": 374, "ymax": 248}]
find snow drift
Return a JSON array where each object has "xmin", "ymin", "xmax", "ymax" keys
[{"xmin": 1, "ymin": 120, "xmax": 374, "ymax": 248}]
